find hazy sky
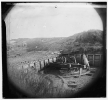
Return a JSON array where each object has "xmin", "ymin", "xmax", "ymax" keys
[{"xmin": 5, "ymin": 3, "xmax": 103, "ymax": 40}]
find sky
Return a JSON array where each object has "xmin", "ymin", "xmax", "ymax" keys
[{"xmin": 5, "ymin": 3, "xmax": 103, "ymax": 40}]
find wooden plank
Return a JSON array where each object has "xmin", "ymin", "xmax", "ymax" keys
[{"xmin": 94, "ymin": 54, "xmax": 101, "ymax": 67}]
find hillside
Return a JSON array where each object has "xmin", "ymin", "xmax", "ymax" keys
[
  {"xmin": 8, "ymin": 37, "xmax": 65, "ymax": 52},
  {"xmin": 60, "ymin": 29, "xmax": 103, "ymax": 53},
  {"xmin": 26, "ymin": 37, "xmax": 65, "ymax": 52},
  {"xmin": 8, "ymin": 29, "xmax": 103, "ymax": 54}
]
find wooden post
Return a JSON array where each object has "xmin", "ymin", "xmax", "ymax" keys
[
  {"xmin": 56, "ymin": 57, "xmax": 58, "ymax": 62},
  {"xmin": 52, "ymin": 58, "xmax": 53, "ymax": 63},
  {"xmin": 55, "ymin": 57, "xmax": 57, "ymax": 62},
  {"xmin": 39, "ymin": 60, "xmax": 41, "ymax": 70},
  {"xmin": 21, "ymin": 62, "xmax": 23, "ymax": 69},
  {"xmin": 51, "ymin": 58, "xmax": 53, "ymax": 63},
  {"xmin": 28, "ymin": 61, "xmax": 30, "ymax": 67},
  {"xmin": 48, "ymin": 59, "xmax": 49, "ymax": 64},
  {"xmin": 62, "ymin": 57, "xmax": 64, "ymax": 63},
  {"xmin": 61, "ymin": 57, "xmax": 62, "ymax": 63},
  {"xmin": 100, "ymin": 54, "xmax": 102, "ymax": 61},
  {"xmin": 52, "ymin": 58, "xmax": 53, "ymax": 62},
  {"xmin": 46, "ymin": 59, "xmax": 48, "ymax": 65},
  {"xmin": 93, "ymin": 54, "xmax": 94, "ymax": 67},
  {"xmin": 53, "ymin": 57, "xmax": 56, "ymax": 62},
  {"xmin": 41, "ymin": 61, "xmax": 44, "ymax": 68},
  {"xmin": 44, "ymin": 60, "xmax": 46, "ymax": 66},
  {"xmin": 54, "ymin": 57, "xmax": 55, "ymax": 62},
  {"xmin": 52, "ymin": 58, "xmax": 54, "ymax": 62},
  {"xmin": 34, "ymin": 62, "xmax": 36, "ymax": 68},
  {"xmin": 53, "ymin": 58, "xmax": 54, "ymax": 62},
  {"xmin": 80, "ymin": 54, "xmax": 82, "ymax": 64},
  {"xmin": 100, "ymin": 54, "xmax": 102, "ymax": 65},
  {"xmin": 59, "ymin": 57, "xmax": 60, "ymax": 62},
  {"xmin": 60, "ymin": 57, "xmax": 62, "ymax": 63},
  {"xmin": 64, "ymin": 57, "xmax": 65, "ymax": 63},
  {"xmin": 64, "ymin": 57, "xmax": 66, "ymax": 63},
  {"xmin": 49, "ymin": 58, "xmax": 51, "ymax": 63},
  {"xmin": 43, "ymin": 60, "xmax": 44, "ymax": 67},
  {"xmin": 69, "ymin": 63, "xmax": 71, "ymax": 68},
  {"xmin": 79, "ymin": 68, "xmax": 82, "ymax": 75},
  {"xmin": 51, "ymin": 58, "xmax": 52, "ymax": 63}
]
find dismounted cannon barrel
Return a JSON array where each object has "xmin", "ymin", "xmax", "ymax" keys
[{"xmin": 83, "ymin": 54, "xmax": 90, "ymax": 70}]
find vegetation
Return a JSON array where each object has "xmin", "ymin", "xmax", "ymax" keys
[
  {"xmin": 60, "ymin": 29, "xmax": 103, "ymax": 54},
  {"xmin": 8, "ymin": 29, "xmax": 103, "ymax": 54}
]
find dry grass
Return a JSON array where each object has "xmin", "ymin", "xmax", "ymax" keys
[
  {"xmin": 8, "ymin": 63, "xmax": 97, "ymax": 98},
  {"xmin": 7, "ymin": 51, "xmax": 98, "ymax": 98}
]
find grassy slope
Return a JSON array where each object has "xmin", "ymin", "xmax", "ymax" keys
[{"xmin": 8, "ymin": 29, "xmax": 103, "ymax": 52}]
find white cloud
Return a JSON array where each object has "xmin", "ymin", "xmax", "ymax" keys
[{"xmin": 5, "ymin": 3, "xmax": 103, "ymax": 40}]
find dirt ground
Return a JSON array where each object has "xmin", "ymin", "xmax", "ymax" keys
[
  {"xmin": 8, "ymin": 62, "xmax": 98, "ymax": 98},
  {"xmin": 7, "ymin": 51, "xmax": 99, "ymax": 98}
]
